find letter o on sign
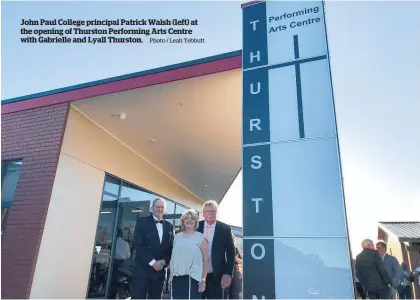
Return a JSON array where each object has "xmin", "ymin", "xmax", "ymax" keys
[{"xmin": 251, "ymin": 243, "xmax": 265, "ymax": 260}]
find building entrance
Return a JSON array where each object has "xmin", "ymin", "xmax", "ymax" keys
[{"xmin": 86, "ymin": 174, "xmax": 194, "ymax": 299}]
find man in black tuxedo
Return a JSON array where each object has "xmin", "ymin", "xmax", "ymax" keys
[
  {"xmin": 132, "ymin": 198, "xmax": 174, "ymax": 299},
  {"xmin": 355, "ymin": 239, "xmax": 392, "ymax": 299},
  {"xmin": 198, "ymin": 200, "xmax": 235, "ymax": 299}
]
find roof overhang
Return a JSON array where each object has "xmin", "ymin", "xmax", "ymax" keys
[
  {"xmin": 2, "ymin": 51, "xmax": 243, "ymax": 203},
  {"xmin": 378, "ymin": 222, "xmax": 420, "ymax": 243}
]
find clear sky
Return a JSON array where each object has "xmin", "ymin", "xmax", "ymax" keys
[{"xmin": 2, "ymin": 1, "xmax": 419, "ymax": 257}]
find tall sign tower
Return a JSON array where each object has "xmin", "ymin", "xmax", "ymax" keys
[{"xmin": 242, "ymin": 1, "xmax": 354, "ymax": 298}]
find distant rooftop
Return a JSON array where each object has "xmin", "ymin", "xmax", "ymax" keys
[{"xmin": 379, "ymin": 221, "xmax": 420, "ymax": 241}]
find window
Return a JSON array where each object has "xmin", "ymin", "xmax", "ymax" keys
[
  {"xmin": 104, "ymin": 175, "xmax": 120, "ymax": 196},
  {"xmin": 1, "ymin": 160, "xmax": 23, "ymax": 230},
  {"xmin": 87, "ymin": 174, "xmax": 192, "ymax": 298}
]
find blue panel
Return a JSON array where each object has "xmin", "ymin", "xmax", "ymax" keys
[
  {"xmin": 243, "ymin": 67, "xmax": 270, "ymax": 145},
  {"xmin": 300, "ymin": 59, "xmax": 337, "ymax": 138},
  {"xmin": 243, "ymin": 144, "xmax": 273, "ymax": 237},
  {"xmin": 243, "ymin": 239, "xmax": 276, "ymax": 299},
  {"xmin": 266, "ymin": 1, "xmax": 327, "ymax": 65},
  {"xmin": 243, "ymin": 2, "xmax": 268, "ymax": 70},
  {"xmin": 274, "ymin": 238, "xmax": 353, "ymax": 299},
  {"xmin": 271, "ymin": 138, "xmax": 348, "ymax": 237}
]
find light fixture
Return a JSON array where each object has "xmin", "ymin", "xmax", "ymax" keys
[
  {"xmin": 131, "ymin": 209, "xmax": 144, "ymax": 213},
  {"xmin": 101, "ymin": 211, "xmax": 112, "ymax": 214},
  {"xmin": 150, "ymin": 138, "xmax": 156, "ymax": 143},
  {"xmin": 205, "ymin": 184, "xmax": 208, "ymax": 187},
  {"xmin": 120, "ymin": 112, "xmax": 127, "ymax": 120}
]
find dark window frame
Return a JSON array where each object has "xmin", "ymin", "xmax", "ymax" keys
[{"xmin": 1, "ymin": 159, "xmax": 23, "ymax": 232}]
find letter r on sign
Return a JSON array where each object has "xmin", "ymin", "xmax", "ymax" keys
[{"xmin": 250, "ymin": 119, "xmax": 261, "ymax": 132}]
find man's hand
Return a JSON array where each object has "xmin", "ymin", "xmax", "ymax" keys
[
  {"xmin": 152, "ymin": 262, "xmax": 163, "ymax": 271},
  {"xmin": 157, "ymin": 259, "xmax": 166, "ymax": 267},
  {"xmin": 220, "ymin": 274, "xmax": 232, "ymax": 288}
]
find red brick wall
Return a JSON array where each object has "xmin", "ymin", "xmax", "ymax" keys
[{"xmin": 1, "ymin": 103, "xmax": 69, "ymax": 299}]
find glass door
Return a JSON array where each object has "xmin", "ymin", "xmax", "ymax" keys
[{"xmin": 106, "ymin": 199, "xmax": 150, "ymax": 299}]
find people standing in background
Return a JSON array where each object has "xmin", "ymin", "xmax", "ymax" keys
[
  {"xmin": 413, "ymin": 260, "xmax": 420, "ymax": 289},
  {"xmin": 375, "ymin": 240, "xmax": 404, "ymax": 299},
  {"xmin": 355, "ymin": 239, "xmax": 392, "ymax": 299},
  {"xmin": 223, "ymin": 234, "xmax": 242, "ymax": 299},
  {"xmin": 198, "ymin": 200, "xmax": 235, "ymax": 299},
  {"xmin": 352, "ymin": 259, "xmax": 366, "ymax": 299},
  {"xmin": 396, "ymin": 262, "xmax": 414, "ymax": 299},
  {"xmin": 109, "ymin": 229, "xmax": 131, "ymax": 298},
  {"xmin": 169, "ymin": 209, "xmax": 209, "ymax": 299},
  {"xmin": 131, "ymin": 198, "xmax": 174, "ymax": 299}
]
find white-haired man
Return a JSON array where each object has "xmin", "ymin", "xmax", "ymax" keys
[
  {"xmin": 132, "ymin": 198, "xmax": 174, "ymax": 299},
  {"xmin": 355, "ymin": 239, "xmax": 392, "ymax": 299},
  {"xmin": 197, "ymin": 200, "xmax": 235, "ymax": 299}
]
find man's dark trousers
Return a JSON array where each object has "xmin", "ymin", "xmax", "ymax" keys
[
  {"xmin": 367, "ymin": 287, "xmax": 391, "ymax": 299},
  {"xmin": 132, "ymin": 268, "xmax": 165, "ymax": 299}
]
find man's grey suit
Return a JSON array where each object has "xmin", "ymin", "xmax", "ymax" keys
[{"xmin": 382, "ymin": 254, "xmax": 404, "ymax": 299}]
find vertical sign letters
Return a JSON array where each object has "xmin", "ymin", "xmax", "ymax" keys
[{"xmin": 242, "ymin": 1, "xmax": 354, "ymax": 298}]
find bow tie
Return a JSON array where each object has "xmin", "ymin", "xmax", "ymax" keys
[{"xmin": 155, "ymin": 220, "xmax": 163, "ymax": 224}]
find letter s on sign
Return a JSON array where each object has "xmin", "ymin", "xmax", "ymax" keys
[{"xmin": 251, "ymin": 155, "xmax": 262, "ymax": 169}]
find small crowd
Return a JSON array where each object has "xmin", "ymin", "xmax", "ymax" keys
[{"xmin": 355, "ymin": 239, "xmax": 420, "ymax": 299}]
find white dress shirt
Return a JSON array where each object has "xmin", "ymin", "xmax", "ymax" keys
[
  {"xmin": 115, "ymin": 237, "xmax": 131, "ymax": 260},
  {"xmin": 149, "ymin": 215, "xmax": 164, "ymax": 266},
  {"xmin": 204, "ymin": 221, "xmax": 216, "ymax": 273}
]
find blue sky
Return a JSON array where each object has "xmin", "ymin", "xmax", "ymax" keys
[{"xmin": 2, "ymin": 1, "xmax": 419, "ymax": 256}]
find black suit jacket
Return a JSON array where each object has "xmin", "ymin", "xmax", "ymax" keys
[
  {"xmin": 133, "ymin": 214, "xmax": 174, "ymax": 279},
  {"xmin": 355, "ymin": 248, "xmax": 392, "ymax": 292},
  {"xmin": 198, "ymin": 220, "xmax": 235, "ymax": 279}
]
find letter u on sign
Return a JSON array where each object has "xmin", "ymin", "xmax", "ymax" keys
[{"xmin": 250, "ymin": 82, "xmax": 261, "ymax": 94}]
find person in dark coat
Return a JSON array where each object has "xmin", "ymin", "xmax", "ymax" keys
[
  {"xmin": 355, "ymin": 239, "xmax": 392, "ymax": 299},
  {"xmin": 131, "ymin": 198, "xmax": 174, "ymax": 299},
  {"xmin": 223, "ymin": 234, "xmax": 242, "ymax": 299},
  {"xmin": 197, "ymin": 200, "xmax": 235, "ymax": 299}
]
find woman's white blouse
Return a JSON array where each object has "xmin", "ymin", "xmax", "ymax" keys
[{"xmin": 170, "ymin": 231, "xmax": 205, "ymax": 282}]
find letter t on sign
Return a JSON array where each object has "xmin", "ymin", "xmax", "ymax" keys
[
  {"xmin": 250, "ymin": 20, "xmax": 259, "ymax": 31},
  {"xmin": 252, "ymin": 198, "xmax": 263, "ymax": 213}
]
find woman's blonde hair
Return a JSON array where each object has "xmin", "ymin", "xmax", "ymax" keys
[{"xmin": 180, "ymin": 209, "xmax": 199, "ymax": 231}]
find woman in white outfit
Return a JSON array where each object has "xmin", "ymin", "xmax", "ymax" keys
[{"xmin": 169, "ymin": 209, "xmax": 209, "ymax": 299}]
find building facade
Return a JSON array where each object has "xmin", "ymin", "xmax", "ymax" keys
[{"xmin": 1, "ymin": 51, "xmax": 243, "ymax": 299}]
